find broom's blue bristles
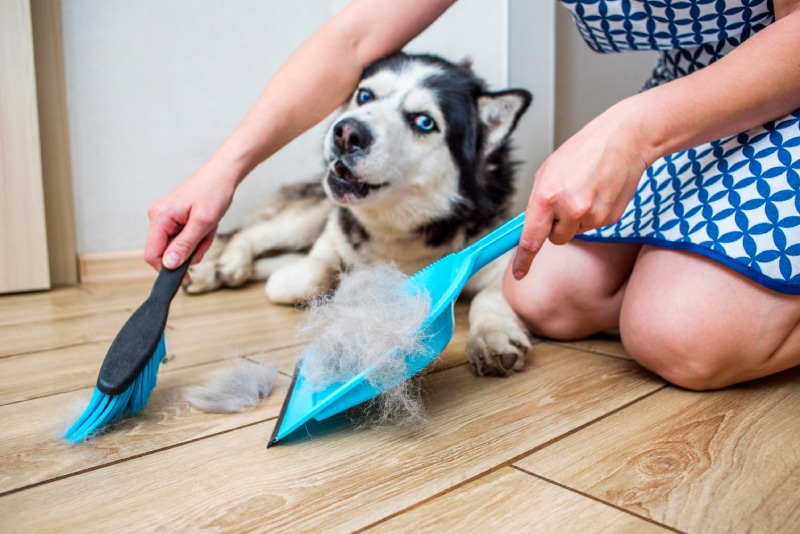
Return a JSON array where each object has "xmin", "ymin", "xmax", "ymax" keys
[{"xmin": 65, "ymin": 335, "xmax": 168, "ymax": 443}]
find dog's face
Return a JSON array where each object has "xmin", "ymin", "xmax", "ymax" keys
[
  {"xmin": 323, "ymin": 58, "xmax": 454, "ymax": 208},
  {"xmin": 322, "ymin": 54, "xmax": 531, "ymax": 219}
]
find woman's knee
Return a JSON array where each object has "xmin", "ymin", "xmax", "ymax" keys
[
  {"xmin": 503, "ymin": 240, "xmax": 638, "ymax": 340},
  {"xmin": 619, "ymin": 247, "xmax": 800, "ymax": 390},
  {"xmin": 503, "ymin": 264, "xmax": 619, "ymax": 340},
  {"xmin": 503, "ymin": 275, "xmax": 574, "ymax": 339},
  {"xmin": 620, "ymin": 315, "xmax": 731, "ymax": 390}
]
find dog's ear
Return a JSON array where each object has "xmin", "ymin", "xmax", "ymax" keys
[{"xmin": 477, "ymin": 89, "xmax": 532, "ymax": 154}]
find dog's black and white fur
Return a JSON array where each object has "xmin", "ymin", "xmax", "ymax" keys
[{"xmin": 186, "ymin": 52, "xmax": 533, "ymax": 376}]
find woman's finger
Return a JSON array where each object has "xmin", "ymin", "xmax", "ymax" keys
[
  {"xmin": 144, "ymin": 207, "xmax": 185, "ymax": 271},
  {"xmin": 511, "ymin": 204, "xmax": 554, "ymax": 280},
  {"xmin": 549, "ymin": 216, "xmax": 584, "ymax": 245},
  {"xmin": 161, "ymin": 218, "xmax": 214, "ymax": 270}
]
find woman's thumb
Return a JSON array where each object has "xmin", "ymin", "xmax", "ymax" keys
[{"xmin": 162, "ymin": 222, "xmax": 206, "ymax": 269}]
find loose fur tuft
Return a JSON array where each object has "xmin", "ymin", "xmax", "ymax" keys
[
  {"xmin": 298, "ymin": 264, "xmax": 432, "ymax": 426},
  {"xmin": 184, "ymin": 359, "xmax": 278, "ymax": 413}
]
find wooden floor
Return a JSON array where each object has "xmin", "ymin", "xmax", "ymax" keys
[{"xmin": 1, "ymin": 277, "xmax": 798, "ymax": 533}]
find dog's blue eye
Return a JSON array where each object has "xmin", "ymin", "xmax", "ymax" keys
[
  {"xmin": 356, "ymin": 89, "xmax": 374, "ymax": 105},
  {"xmin": 413, "ymin": 114, "xmax": 437, "ymax": 132}
]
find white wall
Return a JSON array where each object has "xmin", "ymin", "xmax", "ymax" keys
[
  {"xmin": 554, "ymin": 5, "xmax": 657, "ymax": 146},
  {"xmin": 62, "ymin": 1, "xmax": 655, "ymax": 256},
  {"xmin": 61, "ymin": 0, "xmax": 518, "ymax": 254}
]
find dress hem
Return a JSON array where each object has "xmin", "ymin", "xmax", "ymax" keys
[{"xmin": 573, "ymin": 234, "xmax": 800, "ymax": 295}]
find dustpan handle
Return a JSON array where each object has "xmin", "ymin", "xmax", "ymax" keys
[{"xmin": 466, "ymin": 212, "xmax": 525, "ymax": 275}]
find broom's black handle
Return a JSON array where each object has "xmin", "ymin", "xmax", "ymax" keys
[
  {"xmin": 150, "ymin": 257, "xmax": 192, "ymax": 303},
  {"xmin": 96, "ymin": 257, "xmax": 192, "ymax": 395}
]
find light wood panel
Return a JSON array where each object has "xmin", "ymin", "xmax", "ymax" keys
[
  {"xmin": 0, "ymin": 308, "xmax": 131, "ymax": 358},
  {"xmin": 0, "ymin": 357, "xmax": 293, "ymax": 495},
  {"xmin": 549, "ymin": 331, "xmax": 632, "ymax": 360},
  {"xmin": 0, "ymin": 285, "xmax": 92, "ymax": 327},
  {"xmin": 516, "ymin": 368, "xmax": 800, "ymax": 533},
  {"xmin": 0, "ymin": 347, "xmax": 662, "ymax": 530},
  {"xmin": 0, "ymin": 279, "xmax": 470, "ymax": 405},
  {"xmin": 0, "ymin": 0, "xmax": 50, "ymax": 293},
  {"xmin": 368, "ymin": 467, "xmax": 671, "ymax": 532},
  {"xmin": 4, "ymin": 276, "xmax": 798, "ymax": 532},
  {"xmin": 77, "ymin": 249, "xmax": 156, "ymax": 284},
  {"xmin": 31, "ymin": 0, "xmax": 78, "ymax": 286}
]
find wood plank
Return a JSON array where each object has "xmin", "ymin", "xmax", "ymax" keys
[
  {"xmin": 515, "ymin": 367, "xmax": 800, "ymax": 533},
  {"xmin": 0, "ymin": 345, "xmax": 663, "ymax": 531},
  {"xmin": 0, "ymin": 311, "xmax": 474, "ymax": 489},
  {"xmin": 78, "ymin": 278, "xmax": 275, "ymax": 325},
  {"xmin": 368, "ymin": 467, "xmax": 670, "ymax": 532},
  {"xmin": 0, "ymin": 281, "xmax": 303, "ymax": 398},
  {"xmin": 0, "ymin": 338, "xmax": 298, "ymax": 407},
  {"xmin": 0, "ymin": 0, "xmax": 50, "ymax": 293},
  {"xmin": 0, "ymin": 285, "xmax": 92, "ymax": 327},
  {"xmin": 0, "ymin": 308, "xmax": 132, "ymax": 358},
  {"xmin": 0, "ymin": 352, "xmax": 295, "ymax": 495},
  {"xmin": 0, "ymin": 278, "xmax": 266, "ymax": 328},
  {"xmin": 0, "ymin": 314, "xmax": 467, "ymax": 406},
  {"xmin": 0, "ymin": 279, "xmax": 473, "ymax": 404},
  {"xmin": 548, "ymin": 331, "xmax": 631, "ymax": 360},
  {"xmin": 77, "ymin": 249, "xmax": 155, "ymax": 284}
]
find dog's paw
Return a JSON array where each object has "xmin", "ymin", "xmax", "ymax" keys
[
  {"xmin": 184, "ymin": 263, "xmax": 222, "ymax": 294},
  {"xmin": 466, "ymin": 327, "xmax": 531, "ymax": 377},
  {"xmin": 215, "ymin": 248, "xmax": 253, "ymax": 288},
  {"xmin": 265, "ymin": 257, "xmax": 334, "ymax": 305}
]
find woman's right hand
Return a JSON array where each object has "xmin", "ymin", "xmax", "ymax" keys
[
  {"xmin": 511, "ymin": 97, "xmax": 654, "ymax": 279},
  {"xmin": 144, "ymin": 163, "xmax": 237, "ymax": 271}
]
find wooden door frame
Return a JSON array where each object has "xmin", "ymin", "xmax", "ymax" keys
[{"xmin": 33, "ymin": 0, "xmax": 78, "ymax": 287}]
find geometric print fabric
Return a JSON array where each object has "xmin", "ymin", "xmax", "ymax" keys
[
  {"xmin": 560, "ymin": 0, "xmax": 773, "ymax": 53},
  {"xmin": 578, "ymin": 111, "xmax": 800, "ymax": 293},
  {"xmin": 561, "ymin": 0, "xmax": 800, "ymax": 293}
]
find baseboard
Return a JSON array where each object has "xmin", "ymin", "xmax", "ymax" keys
[{"xmin": 78, "ymin": 249, "xmax": 156, "ymax": 283}]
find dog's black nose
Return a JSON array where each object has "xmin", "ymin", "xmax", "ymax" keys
[{"xmin": 333, "ymin": 119, "xmax": 373, "ymax": 154}]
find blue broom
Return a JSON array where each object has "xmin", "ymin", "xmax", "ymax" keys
[{"xmin": 65, "ymin": 258, "xmax": 191, "ymax": 443}]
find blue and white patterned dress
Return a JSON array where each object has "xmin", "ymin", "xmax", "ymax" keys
[{"xmin": 561, "ymin": 0, "xmax": 800, "ymax": 294}]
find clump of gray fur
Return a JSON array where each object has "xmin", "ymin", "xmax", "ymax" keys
[
  {"xmin": 298, "ymin": 264, "xmax": 432, "ymax": 427},
  {"xmin": 184, "ymin": 359, "xmax": 278, "ymax": 413}
]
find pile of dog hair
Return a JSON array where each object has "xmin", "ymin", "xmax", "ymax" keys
[
  {"xmin": 184, "ymin": 358, "xmax": 278, "ymax": 414},
  {"xmin": 299, "ymin": 264, "xmax": 432, "ymax": 426},
  {"xmin": 186, "ymin": 264, "xmax": 432, "ymax": 427}
]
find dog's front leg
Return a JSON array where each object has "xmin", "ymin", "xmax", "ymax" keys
[
  {"xmin": 184, "ymin": 235, "xmax": 228, "ymax": 294},
  {"xmin": 265, "ymin": 230, "xmax": 341, "ymax": 305},
  {"xmin": 216, "ymin": 199, "xmax": 331, "ymax": 288},
  {"xmin": 464, "ymin": 257, "xmax": 532, "ymax": 376}
]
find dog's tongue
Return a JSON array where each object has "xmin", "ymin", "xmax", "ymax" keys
[{"xmin": 329, "ymin": 163, "xmax": 370, "ymax": 201}]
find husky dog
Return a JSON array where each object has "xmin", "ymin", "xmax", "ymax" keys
[{"xmin": 186, "ymin": 52, "xmax": 533, "ymax": 376}]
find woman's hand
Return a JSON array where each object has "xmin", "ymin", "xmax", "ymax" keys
[
  {"xmin": 144, "ymin": 162, "xmax": 237, "ymax": 270},
  {"xmin": 512, "ymin": 0, "xmax": 800, "ymax": 280},
  {"xmin": 511, "ymin": 98, "xmax": 651, "ymax": 279},
  {"xmin": 142, "ymin": 0, "xmax": 456, "ymax": 272}
]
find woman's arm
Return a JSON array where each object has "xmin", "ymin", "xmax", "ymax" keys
[
  {"xmin": 637, "ymin": 0, "xmax": 800, "ymax": 163},
  {"xmin": 511, "ymin": 0, "xmax": 800, "ymax": 279},
  {"xmin": 145, "ymin": 0, "xmax": 455, "ymax": 270}
]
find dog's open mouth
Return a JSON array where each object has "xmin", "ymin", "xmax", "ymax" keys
[{"xmin": 326, "ymin": 161, "xmax": 388, "ymax": 202}]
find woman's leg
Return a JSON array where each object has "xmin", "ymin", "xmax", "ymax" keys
[
  {"xmin": 503, "ymin": 240, "xmax": 641, "ymax": 340},
  {"xmin": 620, "ymin": 247, "xmax": 800, "ymax": 390}
]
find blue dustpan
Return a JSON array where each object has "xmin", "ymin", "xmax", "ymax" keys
[{"xmin": 268, "ymin": 212, "xmax": 525, "ymax": 446}]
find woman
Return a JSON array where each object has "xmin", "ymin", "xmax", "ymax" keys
[{"xmin": 145, "ymin": 0, "xmax": 800, "ymax": 390}]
